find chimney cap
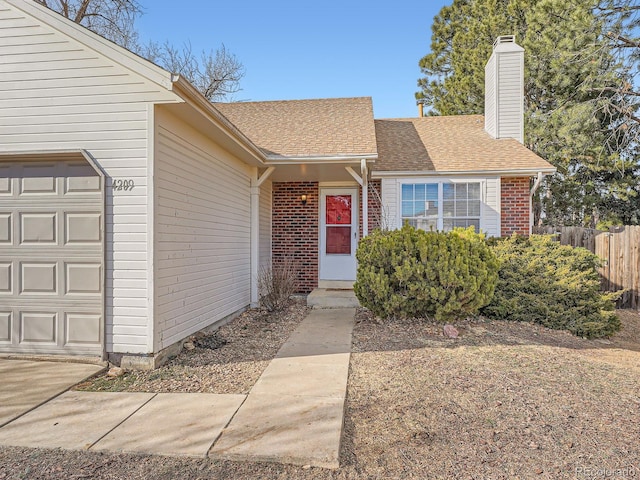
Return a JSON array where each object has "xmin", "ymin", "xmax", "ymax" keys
[{"xmin": 492, "ymin": 35, "xmax": 524, "ymax": 52}]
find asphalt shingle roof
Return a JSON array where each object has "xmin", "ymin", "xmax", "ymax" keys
[
  {"xmin": 374, "ymin": 115, "xmax": 555, "ymax": 173},
  {"xmin": 214, "ymin": 97, "xmax": 378, "ymax": 158}
]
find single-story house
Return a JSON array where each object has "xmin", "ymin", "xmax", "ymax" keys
[{"xmin": 0, "ymin": 0, "xmax": 555, "ymax": 367}]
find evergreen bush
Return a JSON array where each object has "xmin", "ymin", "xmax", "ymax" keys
[
  {"xmin": 482, "ymin": 235, "xmax": 620, "ymax": 338},
  {"xmin": 354, "ymin": 224, "xmax": 498, "ymax": 322}
]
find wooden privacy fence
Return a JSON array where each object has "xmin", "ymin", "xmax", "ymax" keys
[{"xmin": 532, "ymin": 225, "xmax": 640, "ymax": 309}]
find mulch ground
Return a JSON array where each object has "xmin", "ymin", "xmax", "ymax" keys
[{"xmin": 1, "ymin": 307, "xmax": 638, "ymax": 480}]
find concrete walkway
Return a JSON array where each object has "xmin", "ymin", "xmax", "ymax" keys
[
  {"xmin": 211, "ymin": 307, "xmax": 355, "ymax": 468},
  {"xmin": 0, "ymin": 308, "xmax": 355, "ymax": 469},
  {"xmin": 0, "ymin": 359, "xmax": 103, "ymax": 428}
]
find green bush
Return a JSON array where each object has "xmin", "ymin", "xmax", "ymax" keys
[
  {"xmin": 482, "ymin": 235, "xmax": 620, "ymax": 338},
  {"xmin": 354, "ymin": 224, "xmax": 499, "ymax": 322}
]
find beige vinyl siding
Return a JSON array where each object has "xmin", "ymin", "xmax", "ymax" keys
[
  {"xmin": 379, "ymin": 176, "xmax": 500, "ymax": 237},
  {"xmin": 0, "ymin": 2, "xmax": 178, "ymax": 354},
  {"xmin": 381, "ymin": 178, "xmax": 399, "ymax": 230},
  {"xmin": 484, "ymin": 57, "xmax": 497, "ymax": 139},
  {"xmin": 497, "ymin": 52, "xmax": 524, "ymax": 142},
  {"xmin": 154, "ymin": 108, "xmax": 252, "ymax": 350},
  {"xmin": 259, "ymin": 180, "xmax": 272, "ymax": 269},
  {"xmin": 484, "ymin": 41, "xmax": 524, "ymax": 144},
  {"xmin": 482, "ymin": 177, "xmax": 500, "ymax": 237}
]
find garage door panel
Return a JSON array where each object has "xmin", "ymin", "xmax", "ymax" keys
[
  {"xmin": 0, "ymin": 174, "xmax": 10, "ymax": 195},
  {"xmin": 20, "ymin": 262, "xmax": 57, "ymax": 294},
  {"xmin": 64, "ymin": 313, "xmax": 101, "ymax": 345},
  {"xmin": 0, "ymin": 159, "xmax": 104, "ymax": 355},
  {"xmin": 0, "ymin": 263, "xmax": 11, "ymax": 293},
  {"xmin": 65, "ymin": 213, "xmax": 101, "ymax": 244},
  {"xmin": 20, "ymin": 212, "xmax": 57, "ymax": 244},
  {"xmin": 66, "ymin": 263, "xmax": 101, "ymax": 294},
  {"xmin": 20, "ymin": 311, "xmax": 57, "ymax": 344},
  {"xmin": 0, "ymin": 213, "xmax": 11, "ymax": 243},
  {"xmin": 66, "ymin": 175, "xmax": 101, "ymax": 193},
  {"xmin": 0, "ymin": 312, "xmax": 10, "ymax": 342},
  {"xmin": 20, "ymin": 165, "xmax": 57, "ymax": 195}
]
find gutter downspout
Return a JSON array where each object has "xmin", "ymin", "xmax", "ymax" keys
[
  {"xmin": 250, "ymin": 167, "xmax": 275, "ymax": 307},
  {"xmin": 346, "ymin": 161, "xmax": 370, "ymax": 237},
  {"xmin": 361, "ymin": 159, "xmax": 368, "ymax": 237},
  {"xmin": 530, "ymin": 172, "xmax": 544, "ymax": 234}
]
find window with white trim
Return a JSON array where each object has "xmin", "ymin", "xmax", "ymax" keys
[{"xmin": 401, "ymin": 181, "xmax": 482, "ymax": 232}]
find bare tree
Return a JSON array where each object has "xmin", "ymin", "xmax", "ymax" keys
[
  {"xmin": 144, "ymin": 42, "xmax": 244, "ymax": 101},
  {"xmin": 35, "ymin": 0, "xmax": 245, "ymax": 101},
  {"xmin": 35, "ymin": 0, "xmax": 142, "ymax": 49}
]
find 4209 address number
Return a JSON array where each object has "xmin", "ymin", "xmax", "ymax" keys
[{"xmin": 112, "ymin": 179, "xmax": 135, "ymax": 191}]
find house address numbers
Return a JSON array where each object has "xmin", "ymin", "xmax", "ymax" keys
[{"xmin": 112, "ymin": 179, "xmax": 135, "ymax": 191}]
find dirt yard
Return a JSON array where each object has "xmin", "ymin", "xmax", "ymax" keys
[{"xmin": 1, "ymin": 307, "xmax": 638, "ymax": 480}]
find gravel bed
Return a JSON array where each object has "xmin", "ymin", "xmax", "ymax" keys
[{"xmin": 75, "ymin": 298, "xmax": 310, "ymax": 394}]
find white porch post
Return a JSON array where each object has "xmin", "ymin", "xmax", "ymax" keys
[
  {"xmin": 345, "ymin": 160, "xmax": 369, "ymax": 237},
  {"xmin": 361, "ymin": 159, "xmax": 368, "ymax": 237},
  {"xmin": 250, "ymin": 166, "xmax": 275, "ymax": 307},
  {"xmin": 250, "ymin": 179, "xmax": 260, "ymax": 307}
]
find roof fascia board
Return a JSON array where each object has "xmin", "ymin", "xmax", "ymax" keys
[
  {"xmin": 6, "ymin": 0, "xmax": 173, "ymax": 90},
  {"xmin": 266, "ymin": 154, "xmax": 377, "ymax": 164},
  {"xmin": 171, "ymin": 76, "xmax": 266, "ymax": 165},
  {"xmin": 0, "ymin": 149, "xmax": 88, "ymax": 159},
  {"xmin": 372, "ymin": 168, "xmax": 556, "ymax": 178}
]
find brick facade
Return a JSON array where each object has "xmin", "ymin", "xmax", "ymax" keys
[
  {"xmin": 356, "ymin": 179, "xmax": 383, "ymax": 237},
  {"xmin": 367, "ymin": 179, "xmax": 382, "ymax": 232},
  {"xmin": 273, "ymin": 178, "xmax": 528, "ymax": 293},
  {"xmin": 272, "ymin": 182, "xmax": 319, "ymax": 294},
  {"xmin": 501, "ymin": 177, "xmax": 530, "ymax": 236},
  {"xmin": 272, "ymin": 181, "xmax": 381, "ymax": 294}
]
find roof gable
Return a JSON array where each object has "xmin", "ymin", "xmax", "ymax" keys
[
  {"xmin": 1, "ymin": 0, "xmax": 267, "ymax": 166},
  {"xmin": 3, "ymin": 0, "xmax": 173, "ymax": 91},
  {"xmin": 214, "ymin": 97, "xmax": 378, "ymax": 159}
]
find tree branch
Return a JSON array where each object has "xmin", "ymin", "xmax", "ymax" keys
[
  {"xmin": 606, "ymin": 31, "xmax": 640, "ymax": 48},
  {"xmin": 609, "ymin": 102, "xmax": 640, "ymax": 124},
  {"xmin": 74, "ymin": 0, "xmax": 91, "ymax": 23},
  {"xmin": 591, "ymin": 86, "xmax": 640, "ymax": 96}
]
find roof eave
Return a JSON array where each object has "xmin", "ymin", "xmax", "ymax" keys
[
  {"xmin": 372, "ymin": 167, "xmax": 557, "ymax": 178},
  {"xmin": 265, "ymin": 154, "xmax": 377, "ymax": 165},
  {"xmin": 171, "ymin": 76, "xmax": 266, "ymax": 166}
]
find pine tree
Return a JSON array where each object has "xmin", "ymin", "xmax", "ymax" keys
[{"xmin": 417, "ymin": 0, "xmax": 640, "ymax": 227}]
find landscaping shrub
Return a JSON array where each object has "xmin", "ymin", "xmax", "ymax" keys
[
  {"xmin": 482, "ymin": 235, "xmax": 620, "ymax": 338},
  {"xmin": 354, "ymin": 224, "xmax": 499, "ymax": 322},
  {"xmin": 258, "ymin": 258, "xmax": 298, "ymax": 312}
]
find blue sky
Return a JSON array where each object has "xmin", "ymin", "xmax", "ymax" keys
[{"xmin": 136, "ymin": 1, "xmax": 450, "ymax": 119}]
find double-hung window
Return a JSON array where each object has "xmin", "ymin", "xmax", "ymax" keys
[
  {"xmin": 401, "ymin": 181, "xmax": 482, "ymax": 232},
  {"xmin": 401, "ymin": 184, "xmax": 439, "ymax": 231}
]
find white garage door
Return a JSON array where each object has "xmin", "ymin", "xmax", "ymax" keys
[{"xmin": 0, "ymin": 159, "xmax": 104, "ymax": 356}]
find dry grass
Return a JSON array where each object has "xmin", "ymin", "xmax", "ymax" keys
[
  {"xmin": 344, "ymin": 309, "xmax": 640, "ymax": 479},
  {"xmin": 2, "ymin": 308, "xmax": 639, "ymax": 479}
]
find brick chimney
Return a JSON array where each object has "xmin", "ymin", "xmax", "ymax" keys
[{"xmin": 484, "ymin": 35, "xmax": 524, "ymax": 144}]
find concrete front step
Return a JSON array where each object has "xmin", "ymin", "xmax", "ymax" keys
[
  {"xmin": 307, "ymin": 288, "xmax": 360, "ymax": 308},
  {"xmin": 317, "ymin": 280, "xmax": 354, "ymax": 289}
]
